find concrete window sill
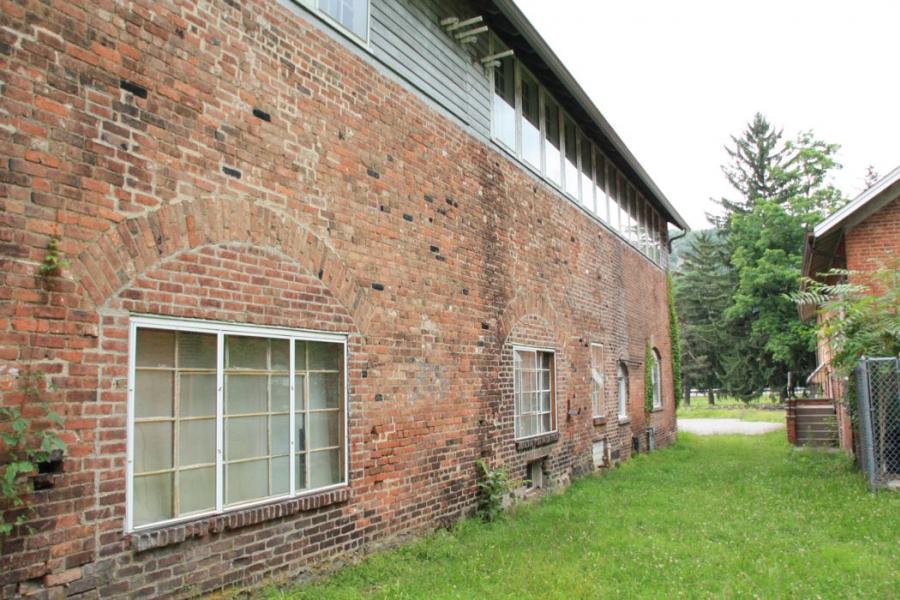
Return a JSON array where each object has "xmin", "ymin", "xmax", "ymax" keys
[
  {"xmin": 515, "ymin": 431, "xmax": 560, "ymax": 452},
  {"xmin": 592, "ymin": 416, "xmax": 607, "ymax": 426},
  {"xmin": 129, "ymin": 487, "xmax": 350, "ymax": 553}
]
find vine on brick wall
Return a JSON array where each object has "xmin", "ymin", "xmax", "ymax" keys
[
  {"xmin": 668, "ymin": 273, "xmax": 683, "ymax": 408},
  {"xmin": 0, "ymin": 370, "xmax": 67, "ymax": 536},
  {"xmin": 644, "ymin": 341, "xmax": 655, "ymax": 415}
]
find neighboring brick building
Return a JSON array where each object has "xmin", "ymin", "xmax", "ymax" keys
[
  {"xmin": 0, "ymin": 0, "xmax": 688, "ymax": 596},
  {"xmin": 800, "ymin": 165, "xmax": 900, "ymax": 451}
]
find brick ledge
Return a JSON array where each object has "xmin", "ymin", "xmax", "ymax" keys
[
  {"xmin": 129, "ymin": 487, "xmax": 350, "ymax": 552},
  {"xmin": 515, "ymin": 431, "xmax": 560, "ymax": 452}
]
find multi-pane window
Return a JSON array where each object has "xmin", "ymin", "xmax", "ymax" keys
[
  {"xmin": 650, "ymin": 349, "xmax": 663, "ymax": 409},
  {"xmin": 318, "ymin": 0, "xmax": 369, "ymax": 41},
  {"xmin": 590, "ymin": 344, "xmax": 605, "ymax": 418},
  {"xmin": 580, "ymin": 135, "xmax": 593, "ymax": 209},
  {"xmin": 492, "ymin": 55, "xmax": 516, "ymax": 150},
  {"xmin": 129, "ymin": 318, "xmax": 346, "ymax": 531},
  {"xmin": 617, "ymin": 362, "xmax": 629, "ymax": 418},
  {"xmin": 543, "ymin": 95, "xmax": 562, "ymax": 185},
  {"xmin": 513, "ymin": 348, "xmax": 555, "ymax": 439},
  {"xmin": 487, "ymin": 55, "xmax": 667, "ymax": 262},
  {"xmin": 520, "ymin": 69, "xmax": 542, "ymax": 170},
  {"xmin": 563, "ymin": 116, "xmax": 579, "ymax": 198}
]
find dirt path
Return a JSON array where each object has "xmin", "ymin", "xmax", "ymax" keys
[{"xmin": 678, "ymin": 418, "xmax": 784, "ymax": 435}]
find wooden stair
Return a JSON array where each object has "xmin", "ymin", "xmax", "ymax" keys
[{"xmin": 787, "ymin": 399, "xmax": 838, "ymax": 447}]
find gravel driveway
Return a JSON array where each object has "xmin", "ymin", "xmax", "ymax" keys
[{"xmin": 678, "ymin": 418, "xmax": 784, "ymax": 436}]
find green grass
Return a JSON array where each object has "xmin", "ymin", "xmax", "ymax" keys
[
  {"xmin": 265, "ymin": 433, "xmax": 899, "ymax": 599},
  {"xmin": 677, "ymin": 405, "xmax": 785, "ymax": 422}
]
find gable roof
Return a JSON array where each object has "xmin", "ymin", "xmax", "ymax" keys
[
  {"xmin": 814, "ymin": 164, "xmax": 900, "ymax": 239},
  {"xmin": 478, "ymin": 0, "xmax": 690, "ymax": 231}
]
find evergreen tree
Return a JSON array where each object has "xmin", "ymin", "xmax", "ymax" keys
[{"xmin": 673, "ymin": 230, "xmax": 732, "ymax": 405}]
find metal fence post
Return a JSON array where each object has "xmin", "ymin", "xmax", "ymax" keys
[{"xmin": 856, "ymin": 359, "xmax": 877, "ymax": 490}]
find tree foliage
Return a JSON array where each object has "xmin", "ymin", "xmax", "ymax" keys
[
  {"xmin": 789, "ymin": 262, "xmax": 900, "ymax": 375},
  {"xmin": 676, "ymin": 113, "xmax": 846, "ymax": 402}
]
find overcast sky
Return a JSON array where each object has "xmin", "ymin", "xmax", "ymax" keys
[{"xmin": 514, "ymin": 0, "xmax": 900, "ymax": 229}]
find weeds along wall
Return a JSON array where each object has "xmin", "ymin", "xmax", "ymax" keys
[{"xmin": 0, "ymin": 0, "xmax": 676, "ymax": 596}]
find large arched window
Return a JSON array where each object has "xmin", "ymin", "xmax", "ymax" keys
[
  {"xmin": 617, "ymin": 362, "xmax": 629, "ymax": 418},
  {"xmin": 651, "ymin": 349, "xmax": 663, "ymax": 409}
]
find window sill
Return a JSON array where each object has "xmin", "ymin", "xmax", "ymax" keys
[
  {"xmin": 592, "ymin": 416, "xmax": 607, "ymax": 426},
  {"xmin": 651, "ymin": 406, "xmax": 665, "ymax": 413},
  {"xmin": 515, "ymin": 431, "xmax": 560, "ymax": 452},
  {"xmin": 129, "ymin": 486, "xmax": 350, "ymax": 553},
  {"xmin": 617, "ymin": 416, "xmax": 631, "ymax": 425}
]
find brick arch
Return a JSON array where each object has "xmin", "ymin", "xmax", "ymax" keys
[
  {"xmin": 70, "ymin": 198, "xmax": 375, "ymax": 334},
  {"xmin": 495, "ymin": 289, "xmax": 566, "ymax": 349}
]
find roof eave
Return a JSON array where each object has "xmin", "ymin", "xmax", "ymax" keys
[{"xmin": 490, "ymin": 0, "xmax": 690, "ymax": 231}]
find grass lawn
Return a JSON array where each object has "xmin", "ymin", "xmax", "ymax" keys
[
  {"xmin": 677, "ymin": 405, "xmax": 785, "ymax": 423},
  {"xmin": 266, "ymin": 433, "xmax": 899, "ymax": 599}
]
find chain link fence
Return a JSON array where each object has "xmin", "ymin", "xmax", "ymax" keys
[{"xmin": 853, "ymin": 357, "xmax": 900, "ymax": 491}]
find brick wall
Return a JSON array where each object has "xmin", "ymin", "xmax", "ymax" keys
[
  {"xmin": 845, "ymin": 195, "xmax": 900, "ymax": 280},
  {"xmin": 0, "ymin": 0, "xmax": 676, "ymax": 596}
]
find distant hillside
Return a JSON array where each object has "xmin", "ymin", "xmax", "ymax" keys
[{"xmin": 668, "ymin": 228, "xmax": 722, "ymax": 271}]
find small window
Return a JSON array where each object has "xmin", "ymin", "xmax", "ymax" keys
[
  {"xmin": 651, "ymin": 349, "xmax": 663, "ymax": 408},
  {"xmin": 492, "ymin": 54, "xmax": 516, "ymax": 151},
  {"xmin": 513, "ymin": 348, "xmax": 556, "ymax": 439},
  {"xmin": 594, "ymin": 150, "xmax": 608, "ymax": 221},
  {"xmin": 543, "ymin": 96, "xmax": 562, "ymax": 185},
  {"xmin": 318, "ymin": 0, "xmax": 369, "ymax": 41},
  {"xmin": 520, "ymin": 69, "xmax": 542, "ymax": 170},
  {"xmin": 590, "ymin": 344, "xmax": 605, "ymax": 418},
  {"xmin": 580, "ymin": 134, "xmax": 593, "ymax": 209},
  {"xmin": 617, "ymin": 362, "xmax": 629, "ymax": 418},
  {"xmin": 129, "ymin": 319, "xmax": 346, "ymax": 531},
  {"xmin": 563, "ymin": 117, "xmax": 579, "ymax": 198}
]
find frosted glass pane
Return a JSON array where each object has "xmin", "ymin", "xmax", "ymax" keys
[
  {"xmin": 225, "ymin": 416, "xmax": 267, "ymax": 460},
  {"xmin": 225, "ymin": 375, "xmax": 267, "ymax": 414},
  {"xmin": 308, "ymin": 342, "xmax": 341, "ymax": 371},
  {"xmin": 179, "ymin": 419, "xmax": 215, "ymax": 466},
  {"xmin": 296, "ymin": 453, "xmax": 306, "ymax": 490},
  {"xmin": 178, "ymin": 467, "xmax": 214, "ymax": 515},
  {"xmin": 134, "ymin": 472, "xmax": 172, "ymax": 526},
  {"xmin": 294, "ymin": 341, "xmax": 307, "ymax": 370},
  {"xmin": 295, "ymin": 375, "xmax": 305, "ymax": 411},
  {"xmin": 519, "ymin": 350, "xmax": 536, "ymax": 371},
  {"xmin": 271, "ymin": 339, "xmax": 289, "ymax": 371},
  {"xmin": 136, "ymin": 329, "xmax": 174, "ymax": 368},
  {"xmin": 135, "ymin": 422, "xmax": 173, "ymax": 473},
  {"xmin": 179, "ymin": 374, "xmax": 215, "ymax": 417},
  {"xmin": 309, "ymin": 411, "xmax": 339, "ymax": 449},
  {"xmin": 542, "ymin": 413, "xmax": 552, "ymax": 433},
  {"xmin": 177, "ymin": 332, "xmax": 216, "ymax": 369},
  {"xmin": 271, "ymin": 456, "xmax": 289, "ymax": 496},
  {"xmin": 309, "ymin": 373, "xmax": 339, "ymax": 409},
  {"xmin": 135, "ymin": 370, "xmax": 173, "ymax": 418},
  {"xmin": 226, "ymin": 336, "xmax": 267, "ymax": 370},
  {"xmin": 271, "ymin": 415, "xmax": 290, "ymax": 454},
  {"xmin": 542, "ymin": 391, "xmax": 551, "ymax": 412},
  {"xmin": 226, "ymin": 459, "xmax": 268, "ymax": 505},
  {"xmin": 271, "ymin": 376, "xmax": 290, "ymax": 412},
  {"xmin": 309, "ymin": 450, "xmax": 340, "ymax": 489},
  {"xmin": 296, "ymin": 413, "xmax": 306, "ymax": 452}
]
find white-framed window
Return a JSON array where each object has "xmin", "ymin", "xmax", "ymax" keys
[
  {"xmin": 590, "ymin": 343, "xmax": 605, "ymax": 418},
  {"xmin": 617, "ymin": 362, "xmax": 629, "ymax": 418},
  {"xmin": 513, "ymin": 346, "xmax": 556, "ymax": 439},
  {"xmin": 651, "ymin": 349, "xmax": 663, "ymax": 409},
  {"xmin": 485, "ymin": 53, "xmax": 667, "ymax": 262},
  {"xmin": 126, "ymin": 316, "xmax": 348, "ymax": 532},
  {"xmin": 317, "ymin": 0, "xmax": 369, "ymax": 42}
]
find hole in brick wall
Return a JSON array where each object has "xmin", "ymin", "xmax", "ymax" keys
[
  {"xmin": 119, "ymin": 80, "xmax": 148, "ymax": 98},
  {"xmin": 371, "ymin": 282, "xmax": 384, "ymax": 291},
  {"xmin": 424, "ymin": 194, "xmax": 434, "ymax": 203},
  {"xmin": 430, "ymin": 245, "xmax": 439, "ymax": 253},
  {"xmin": 222, "ymin": 166, "xmax": 241, "ymax": 179},
  {"xmin": 374, "ymin": 393, "xmax": 384, "ymax": 402},
  {"xmin": 39, "ymin": 450, "xmax": 64, "ymax": 474},
  {"xmin": 366, "ymin": 168, "xmax": 380, "ymax": 179},
  {"xmin": 402, "ymin": 214, "xmax": 413, "ymax": 222},
  {"xmin": 252, "ymin": 107, "xmax": 271, "ymax": 122}
]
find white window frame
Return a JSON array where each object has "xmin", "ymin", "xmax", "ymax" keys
[
  {"xmin": 512, "ymin": 345, "xmax": 557, "ymax": 440},
  {"xmin": 617, "ymin": 361, "xmax": 629, "ymax": 419},
  {"xmin": 292, "ymin": 0, "xmax": 372, "ymax": 46},
  {"xmin": 125, "ymin": 315, "xmax": 349, "ymax": 533},
  {"xmin": 590, "ymin": 343, "xmax": 605, "ymax": 418},
  {"xmin": 651, "ymin": 349, "xmax": 663, "ymax": 409}
]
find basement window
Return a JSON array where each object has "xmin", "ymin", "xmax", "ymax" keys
[
  {"xmin": 127, "ymin": 317, "xmax": 347, "ymax": 532},
  {"xmin": 513, "ymin": 347, "xmax": 556, "ymax": 439}
]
